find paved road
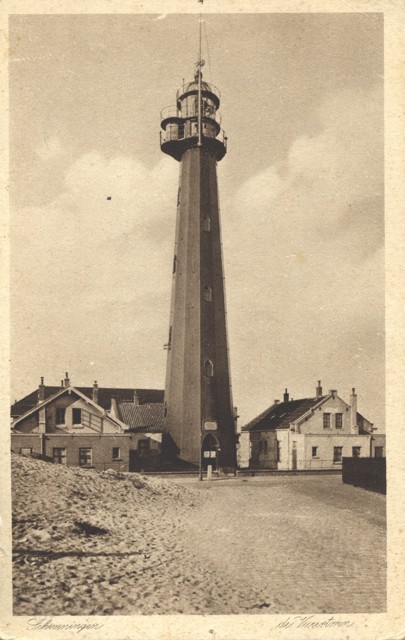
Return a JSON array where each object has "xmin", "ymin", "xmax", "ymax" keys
[{"xmin": 179, "ymin": 475, "xmax": 386, "ymax": 613}]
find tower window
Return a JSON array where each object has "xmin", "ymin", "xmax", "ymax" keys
[
  {"xmin": 203, "ymin": 216, "xmax": 211, "ymax": 232},
  {"xmin": 204, "ymin": 360, "xmax": 214, "ymax": 377},
  {"xmin": 203, "ymin": 286, "xmax": 212, "ymax": 302}
]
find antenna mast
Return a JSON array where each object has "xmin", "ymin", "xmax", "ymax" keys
[{"xmin": 197, "ymin": 2, "xmax": 204, "ymax": 146}]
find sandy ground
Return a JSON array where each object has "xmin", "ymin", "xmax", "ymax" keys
[
  {"xmin": 181, "ymin": 475, "xmax": 386, "ymax": 613},
  {"xmin": 12, "ymin": 454, "xmax": 386, "ymax": 615}
]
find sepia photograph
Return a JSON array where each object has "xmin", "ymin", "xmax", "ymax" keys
[{"xmin": 1, "ymin": 2, "xmax": 404, "ymax": 639}]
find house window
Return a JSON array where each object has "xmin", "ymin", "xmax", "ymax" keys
[
  {"xmin": 72, "ymin": 408, "xmax": 82, "ymax": 425},
  {"xmin": 335, "ymin": 413, "xmax": 343, "ymax": 429},
  {"xmin": 56, "ymin": 407, "xmax": 66, "ymax": 425},
  {"xmin": 138, "ymin": 439, "xmax": 150, "ymax": 458},
  {"xmin": 333, "ymin": 446, "xmax": 343, "ymax": 463},
  {"xmin": 203, "ymin": 216, "xmax": 211, "ymax": 232},
  {"xmin": 112, "ymin": 447, "xmax": 121, "ymax": 460},
  {"xmin": 323, "ymin": 413, "xmax": 331, "ymax": 429},
  {"xmin": 203, "ymin": 286, "xmax": 212, "ymax": 302},
  {"xmin": 276, "ymin": 440, "xmax": 281, "ymax": 463},
  {"xmin": 20, "ymin": 447, "xmax": 32, "ymax": 456},
  {"xmin": 312, "ymin": 446, "xmax": 318, "ymax": 458},
  {"xmin": 53, "ymin": 448, "xmax": 67, "ymax": 464},
  {"xmin": 204, "ymin": 359, "xmax": 214, "ymax": 377},
  {"xmin": 352, "ymin": 446, "xmax": 361, "ymax": 458},
  {"xmin": 375, "ymin": 446, "xmax": 384, "ymax": 458},
  {"xmin": 79, "ymin": 448, "xmax": 92, "ymax": 466}
]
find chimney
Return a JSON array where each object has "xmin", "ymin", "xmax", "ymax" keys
[
  {"xmin": 61, "ymin": 380, "xmax": 64, "ymax": 387},
  {"xmin": 92, "ymin": 380, "xmax": 99, "ymax": 404},
  {"xmin": 64, "ymin": 372, "xmax": 70, "ymax": 388},
  {"xmin": 316, "ymin": 380, "xmax": 323, "ymax": 397},
  {"xmin": 38, "ymin": 377, "xmax": 45, "ymax": 403},
  {"xmin": 274, "ymin": 399, "xmax": 280, "ymax": 405},
  {"xmin": 350, "ymin": 387, "xmax": 358, "ymax": 434},
  {"xmin": 283, "ymin": 388, "xmax": 289, "ymax": 403},
  {"xmin": 329, "ymin": 389, "xmax": 337, "ymax": 399}
]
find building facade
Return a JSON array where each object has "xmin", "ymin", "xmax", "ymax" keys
[
  {"xmin": 11, "ymin": 375, "xmax": 165, "ymax": 472},
  {"xmin": 243, "ymin": 382, "xmax": 385, "ymax": 471}
]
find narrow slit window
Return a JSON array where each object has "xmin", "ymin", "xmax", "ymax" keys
[
  {"xmin": 204, "ymin": 360, "xmax": 214, "ymax": 377},
  {"xmin": 203, "ymin": 286, "xmax": 212, "ymax": 302},
  {"xmin": 203, "ymin": 216, "xmax": 211, "ymax": 232},
  {"xmin": 173, "ymin": 255, "xmax": 177, "ymax": 274}
]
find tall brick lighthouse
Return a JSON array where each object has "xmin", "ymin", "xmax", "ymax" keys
[{"xmin": 160, "ymin": 44, "xmax": 237, "ymax": 471}]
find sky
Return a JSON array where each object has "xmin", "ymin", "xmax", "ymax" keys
[{"xmin": 9, "ymin": 12, "xmax": 384, "ymax": 429}]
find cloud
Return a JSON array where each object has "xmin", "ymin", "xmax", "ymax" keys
[
  {"xmin": 223, "ymin": 85, "xmax": 384, "ymax": 424},
  {"xmin": 11, "ymin": 151, "xmax": 179, "ymax": 391},
  {"xmin": 11, "ymin": 85, "xmax": 384, "ymax": 429},
  {"xmin": 35, "ymin": 136, "xmax": 64, "ymax": 161}
]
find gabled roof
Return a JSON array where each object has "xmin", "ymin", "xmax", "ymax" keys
[
  {"xmin": 242, "ymin": 395, "xmax": 372, "ymax": 434},
  {"xmin": 117, "ymin": 402, "xmax": 165, "ymax": 433},
  {"xmin": 11, "ymin": 386, "xmax": 124, "ymax": 429},
  {"xmin": 11, "ymin": 386, "xmax": 164, "ymax": 417},
  {"xmin": 243, "ymin": 397, "xmax": 326, "ymax": 432}
]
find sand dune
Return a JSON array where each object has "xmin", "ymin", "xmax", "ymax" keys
[{"xmin": 12, "ymin": 453, "xmax": 264, "ymax": 615}]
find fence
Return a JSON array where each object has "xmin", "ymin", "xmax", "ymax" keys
[{"xmin": 342, "ymin": 457, "xmax": 386, "ymax": 494}]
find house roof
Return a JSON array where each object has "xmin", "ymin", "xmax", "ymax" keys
[
  {"xmin": 243, "ymin": 397, "xmax": 325, "ymax": 432},
  {"xmin": 242, "ymin": 395, "xmax": 371, "ymax": 434},
  {"xmin": 117, "ymin": 402, "xmax": 165, "ymax": 433},
  {"xmin": 11, "ymin": 386, "xmax": 164, "ymax": 417},
  {"xmin": 11, "ymin": 386, "xmax": 126, "ymax": 431}
]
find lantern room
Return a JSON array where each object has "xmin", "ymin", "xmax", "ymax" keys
[{"xmin": 160, "ymin": 72, "xmax": 227, "ymax": 162}]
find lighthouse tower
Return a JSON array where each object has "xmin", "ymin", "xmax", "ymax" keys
[{"xmin": 160, "ymin": 52, "xmax": 237, "ymax": 471}]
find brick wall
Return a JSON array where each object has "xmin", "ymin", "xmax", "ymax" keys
[{"xmin": 11, "ymin": 433, "xmax": 161, "ymax": 472}]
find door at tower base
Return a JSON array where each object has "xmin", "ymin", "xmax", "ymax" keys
[{"xmin": 162, "ymin": 146, "xmax": 237, "ymax": 471}]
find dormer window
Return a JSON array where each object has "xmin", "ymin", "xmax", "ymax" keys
[
  {"xmin": 203, "ymin": 286, "xmax": 212, "ymax": 302},
  {"xmin": 72, "ymin": 408, "xmax": 82, "ymax": 425}
]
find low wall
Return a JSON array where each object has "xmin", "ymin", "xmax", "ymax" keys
[{"xmin": 342, "ymin": 457, "xmax": 386, "ymax": 494}]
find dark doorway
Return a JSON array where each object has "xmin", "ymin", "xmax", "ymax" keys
[
  {"xmin": 202, "ymin": 433, "xmax": 219, "ymax": 471},
  {"xmin": 292, "ymin": 441, "xmax": 297, "ymax": 470}
]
